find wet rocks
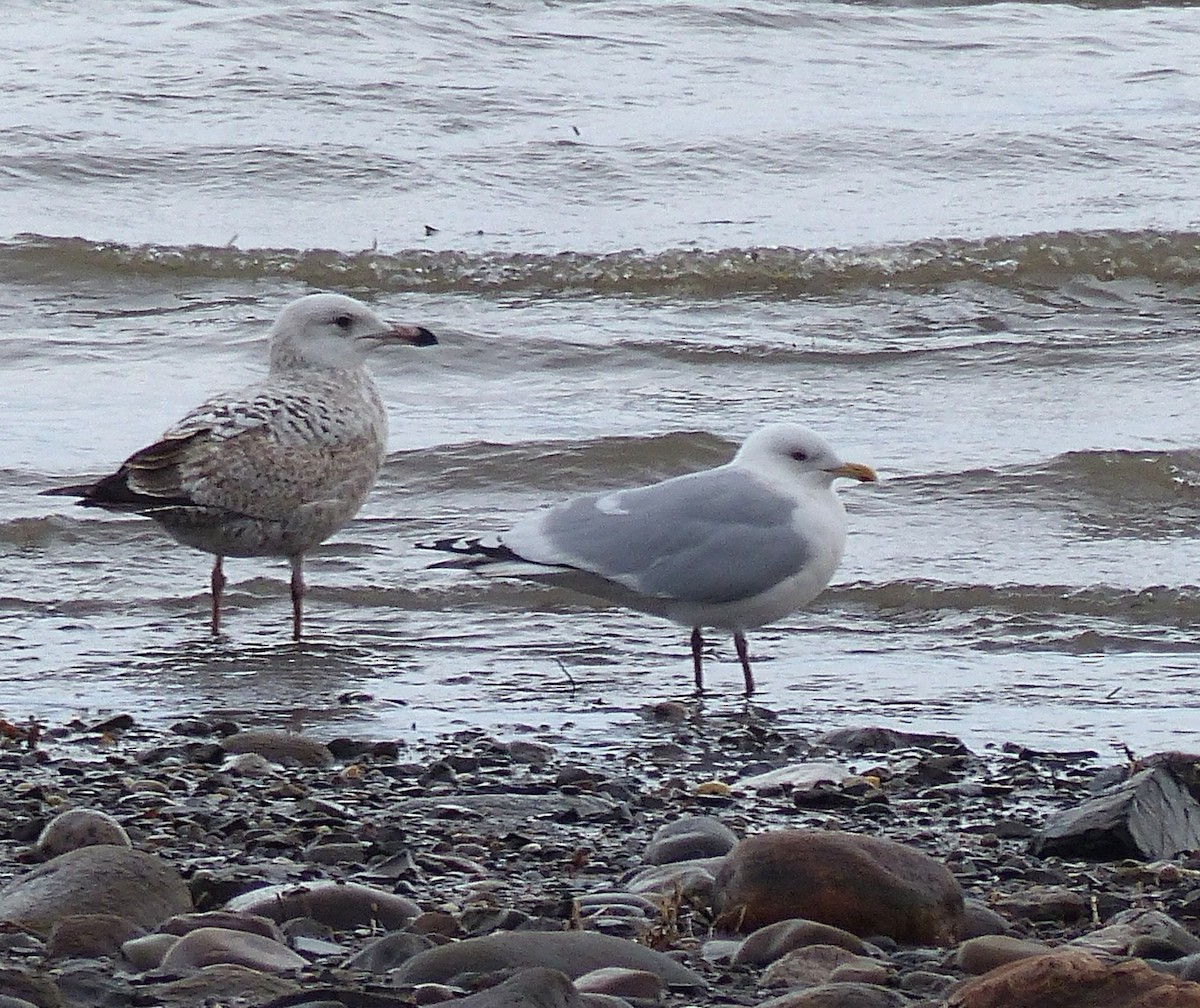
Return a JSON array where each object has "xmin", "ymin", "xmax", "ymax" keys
[
  {"xmin": 642, "ymin": 815, "xmax": 737, "ymax": 864},
  {"xmin": 946, "ymin": 949, "xmax": 1200, "ymax": 1008},
  {"xmin": 0, "ymin": 845, "xmax": 191, "ymax": 934},
  {"xmin": 1032, "ymin": 753, "xmax": 1200, "ymax": 861},
  {"xmin": 34, "ymin": 809, "xmax": 130, "ymax": 858},
  {"xmin": 219, "ymin": 729, "xmax": 334, "ymax": 768},
  {"xmin": 389, "ymin": 931, "xmax": 707, "ymax": 987},
  {"xmin": 157, "ymin": 926, "xmax": 307, "ymax": 975},
  {"xmin": 224, "ymin": 880, "xmax": 419, "ymax": 929},
  {"xmin": 733, "ymin": 919, "xmax": 870, "ymax": 966},
  {"xmin": 712, "ymin": 829, "xmax": 964, "ymax": 944}
]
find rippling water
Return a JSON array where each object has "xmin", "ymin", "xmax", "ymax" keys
[{"xmin": 2, "ymin": 1, "xmax": 1198, "ymax": 754}]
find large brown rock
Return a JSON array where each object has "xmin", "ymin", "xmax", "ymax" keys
[
  {"xmin": 946, "ymin": 950, "xmax": 1200, "ymax": 1008},
  {"xmin": 713, "ymin": 830, "xmax": 962, "ymax": 945},
  {"xmin": 0, "ymin": 845, "xmax": 192, "ymax": 936}
]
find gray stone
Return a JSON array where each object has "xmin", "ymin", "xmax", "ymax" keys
[
  {"xmin": 643, "ymin": 816, "xmax": 738, "ymax": 864},
  {"xmin": 224, "ymin": 880, "xmax": 419, "ymax": 929},
  {"xmin": 1069, "ymin": 908, "xmax": 1200, "ymax": 957},
  {"xmin": 343, "ymin": 930, "xmax": 437, "ymax": 972},
  {"xmin": 573, "ymin": 967, "xmax": 662, "ymax": 1000},
  {"xmin": 141, "ymin": 963, "xmax": 299, "ymax": 1005},
  {"xmin": 735, "ymin": 919, "xmax": 869, "ymax": 966},
  {"xmin": 444, "ymin": 968, "xmax": 581, "ymax": 1008},
  {"xmin": 45, "ymin": 913, "xmax": 144, "ymax": 960},
  {"xmin": 158, "ymin": 925, "xmax": 307, "ymax": 975},
  {"xmin": 388, "ymin": 931, "xmax": 706, "ymax": 988},
  {"xmin": 159, "ymin": 909, "xmax": 283, "ymax": 940},
  {"xmin": 219, "ymin": 729, "xmax": 334, "ymax": 767},
  {"xmin": 122, "ymin": 933, "xmax": 180, "ymax": 971},
  {"xmin": 1032, "ymin": 756, "xmax": 1200, "ymax": 861},
  {"xmin": 756, "ymin": 980, "xmax": 911, "ymax": 1008},
  {"xmin": 958, "ymin": 898, "xmax": 1012, "ymax": 939},
  {"xmin": 760, "ymin": 945, "xmax": 880, "ymax": 989},
  {"xmin": 621, "ymin": 857, "xmax": 723, "ymax": 904},
  {"xmin": 0, "ymin": 845, "xmax": 191, "ymax": 935},
  {"xmin": 35, "ymin": 810, "xmax": 130, "ymax": 858},
  {"xmin": 0, "ymin": 968, "xmax": 62, "ymax": 1008},
  {"xmin": 956, "ymin": 935, "xmax": 1052, "ymax": 975}
]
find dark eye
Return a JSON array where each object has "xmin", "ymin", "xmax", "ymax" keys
[
  {"xmin": 790, "ymin": 449, "xmax": 809, "ymax": 462},
  {"xmin": 333, "ymin": 314, "xmax": 353, "ymax": 330}
]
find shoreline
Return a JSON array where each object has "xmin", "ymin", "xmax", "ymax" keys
[{"xmin": 1, "ymin": 707, "xmax": 1198, "ymax": 1008}]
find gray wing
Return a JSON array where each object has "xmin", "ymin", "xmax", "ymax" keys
[{"xmin": 504, "ymin": 467, "xmax": 812, "ymax": 605}]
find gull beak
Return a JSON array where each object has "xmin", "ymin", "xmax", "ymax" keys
[
  {"xmin": 385, "ymin": 323, "xmax": 438, "ymax": 347},
  {"xmin": 826, "ymin": 461, "xmax": 877, "ymax": 483}
]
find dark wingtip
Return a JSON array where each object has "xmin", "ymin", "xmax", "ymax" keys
[{"xmin": 412, "ymin": 326, "xmax": 438, "ymax": 347}]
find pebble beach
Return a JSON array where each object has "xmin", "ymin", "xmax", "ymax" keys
[{"xmin": 1, "ymin": 704, "xmax": 1198, "ymax": 1008}]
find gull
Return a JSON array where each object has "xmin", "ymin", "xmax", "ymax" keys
[
  {"xmin": 43, "ymin": 293, "xmax": 437, "ymax": 639},
  {"xmin": 424, "ymin": 424, "xmax": 876, "ymax": 695}
]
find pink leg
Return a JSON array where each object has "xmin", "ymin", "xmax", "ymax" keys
[
  {"xmin": 290, "ymin": 556, "xmax": 305, "ymax": 641},
  {"xmin": 734, "ymin": 630, "xmax": 755, "ymax": 696},
  {"xmin": 210, "ymin": 556, "xmax": 225, "ymax": 636},
  {"xmin": 690, "ymin": 626, "xmax": 705, "ymax": 693}
]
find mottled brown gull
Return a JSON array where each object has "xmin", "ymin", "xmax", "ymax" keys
[
  {"xmin": 44, "ymin": 292, "xmax": 437, "ymax": 639},
  {"xmin": 423, "ymin": 424, "xmax": 876, "ymax": 696}
]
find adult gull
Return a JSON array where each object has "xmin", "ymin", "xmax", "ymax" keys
[
  {"xmin": 424, "ymin": 424, "xmax": 875, "ymax": 695},
  {"xmin": 44, "ymin": 292, "xmax": 437, "ymax": 639}
]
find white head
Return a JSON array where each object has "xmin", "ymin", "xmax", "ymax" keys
[
  {"xmin": 734, "ymin": 423, "xmax": 877, "ymax": 486},
  {"xmin": 268, "ymin": 293, "xmax": 437, "ymax": 373}
]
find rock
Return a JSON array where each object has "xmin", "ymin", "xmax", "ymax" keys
[
  {"xmin": 0, "ymin": 968, "xmax": 62, "ymax": 1008},
  {"xmin": 303, "ymin": 841, "xmax": 368, "ymax": 865},
  {"xmin": 35, "ymin": 810, "xmax": 130, "ymax": 858},
  {"xmin": 0, "ymin": 845, "xmax": 192, "ymax": 935},
  {"xmin": 958, "ymin": 899, "xmax": 1012, "ymax": 939},
  {"xmin": 734, "ymin": 919, "xmax": 869, "ymax": 966},
  {"xmin": 342, "ymin": 930, "xmax": 437, "ymax": 972},
  {"xmin": 992, "ymin": 886, "xmax": 1089, "ymax": 923},
  {"xmin": 141, "ymin": 963, "xmax": 299, "ymax": 1005},
  {"xmin": 756, "ymin": 980, "xmax": 912, "ymax": 1008},
  {"xmin": 817, "ymin": 727, "xmax": 969, "ymax": 754},
  {"xmin": 443, "ymin": 968, "xmax": 581, "ymax": 1008},
  {"xmin": 622, "ymin": 858, "xmax": 723, "ymax": 904},
  {"xmin": 219, "ymin": 729, "xmax": 334, "ymax": 767},
  {"xmin": 122, "ymin": 933, "xmax": 180, "ymax": 971},
  {"xmin": 737, "ymin": 763, "xmax": 852, "ymax": 792},
  {"xmin": 220, "ymin": 752, "xmax": 277, "ymax": 776},
  {"xmin": 643, "ymin": 816, "xmax": 738, "ymax": 864},
  {"xmin": 1032, "ymin": 756, "xmax": 1200, "ymax": 861},
  {"xmin": 946, "ymin": 949, "xmax": 1200, "ymax": 1008},
  {"xmin": 159, "ymin": 910, "xmax": 283, "ymax": 940},
  {"xmin": 224, "ymin": 880, "xmax": 419, "ymax": 929},
  {"xmin": 388, "ymin": 931, "xmax": 706, "ymax": 987},
  {"xmin": 45, "ymin": 913, "xmax": 144, "ymax": 959},
  {"xmin": 760, "ymin": 945, "xmax": 882, "ymax": 989},
  {"xmin": 573, "ymin": 967, "xmax": 662, "ymax": 1000},
  {"xmin": 956, "ymin": 935, "xmax": 1052, "ymax": 975},
  {"xmin": 157, "ymin": 926, "xmax": 307, "ymax": 975},
  {"xmin": 1069, "ymin": 909, "xmax": 1200, "ymax": 958},
  {"xmin": 713, "ymin": 830, "xmax": 963, "ymax": 945}
]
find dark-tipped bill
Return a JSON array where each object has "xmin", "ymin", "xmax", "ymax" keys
[{"xmin": 826, "ymin": 461, "xmax": 877, "ymax": 482}]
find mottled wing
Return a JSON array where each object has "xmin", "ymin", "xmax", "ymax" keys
[
  {"xmin": 73, "ymin": 384, "xmax": 384, "ymax": 521},
  {"xmin": 503, "ymin": 467, "xmax": 812, "ymax": 605}
]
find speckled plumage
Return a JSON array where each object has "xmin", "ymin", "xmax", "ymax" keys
[{"xmin": 45, "ymin": 293, "xmax": 437, "ymax": 638}]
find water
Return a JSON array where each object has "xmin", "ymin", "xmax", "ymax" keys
[{"xmin": 2, "ymin": 1, "xmax": 1198, "ymax": 757}]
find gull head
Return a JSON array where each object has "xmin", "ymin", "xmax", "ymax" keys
[
  {"xmin": 269, "ymin": 293, "xmax": 437, "ymax": 372},
  {"xmin": 735, "ymin": 423, "xmax": 877, "ymax": 487}
]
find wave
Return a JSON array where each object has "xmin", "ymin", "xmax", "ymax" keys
[{"xmin": 4, "ymin": 229, "xmax": 1200, "ymax": 298}]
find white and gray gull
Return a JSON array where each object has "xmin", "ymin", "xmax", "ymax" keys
[
  {"xmin": 424, "ymin": 424, "xmax": 876, "ymax": 695},
  {"xmin": 44, "ymin": 292, "xmax": 437, "ymax": 640}
]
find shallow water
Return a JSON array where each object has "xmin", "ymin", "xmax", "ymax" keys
[{"xmin": 2, "ymin": 1, "xmax": 1198, "ymax": 755}]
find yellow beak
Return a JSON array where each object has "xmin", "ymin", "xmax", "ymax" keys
[{"xmin": 826, "ymin": 461, "xmax": 877, "ymax": 483}]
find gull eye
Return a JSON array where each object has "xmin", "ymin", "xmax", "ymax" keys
[
  {"xmin": 333, "ymin": 314, "xmax": 353, "ymax": 331},
  {"xmin": 790, "ymin": 449, "xmax": 809, "ymax": 462}
]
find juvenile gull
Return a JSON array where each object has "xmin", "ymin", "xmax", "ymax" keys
[
  {"xmin": 425, "ymin": 424, "xmax": 875, "ymax": 695},
  {"xmin": 44, "ymin": 293, "xmax": 437, "ymax": 639}
]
